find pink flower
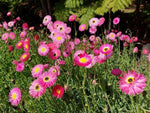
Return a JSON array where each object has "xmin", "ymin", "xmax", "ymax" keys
[
  {"xmin": 65, "ymin": 27, "xmax": 72, "ymax": 34},
  {"xmin": 133, "ymin": 47, "xmax": 138, "ymax": 53},
  {"xmin": 16, "ymin": 62, "xmax": 25, "ymax": 72},
  {"xmin": 16, "ymin": 41, "xmax": 24, "ymax": 49},
  {"xmin": 2, "ymin": 33, "xmax": 9, "ymax": 40},
  {"xmin": 132, "ymin": 36, "xmax": 138, "ymax": 42},
  {"xmin": 119, "ymin": 70, "xmax": 147, "ymax": 95},
  {"xmin": 113, "ymin": 17, "xmax": 120, "ymax": 25},
  {"xmin": 74, "ymin": 38, "xmax": 80, "ymax": 45},
  {"xmin": 38, "ymin": 44, "xmax": 49, "ymax": 56},
  {"xmin": 23, "ymin": 42, "xmax": 30, "ymax": 52},
  {"xmin": 63, "ymin": 49, "xmax": 71, "ymax": 58},
  {"xmin": 123, "ymin": 42, "xmax": 128, "ymax": 47},
  {"xmin": 69, "ymin": 15, "xmax": 76, "ymax": 22},
  {"xmin": 29, "ymin": 79, "xmax": 46, "ymax": 98},
  {"xmin": 51, "ymin": 33, "xmax": 65, "ymax": 44},
  {"xmin": 9, "ymin": 32, "xmax": 15, "ymax": 40},
  {"xmin": 52, "ymin": 85, "xmax": 64, "ymax": 99},
  {"xmin": 99, "ymin": 44, "xmax": 113, "ymax": 54},
  {"xmin": 55, "ymin": 59, "xmax": 65, "ymax": 65},
  {"xmin": 43, "ymin": 15, "xmax": 52, "ymax": 26},
  {"xmin": 20, "ymin": 31, "xmax": 27, "ymax": 39},
  {"xmin": 16, "ymin": 17, "xmax": 21, "ymax": 21},
  {"xmin": 32, "ymin": 64, "xmax": 44, "ymax": 78},
  {"xmin": 85, "ymin": 54, "xmax": 97, "ymax": 68},
  {"xmin": 79, "ymin": 24, "xmax": 86, "ymax": 32},
  {"xmin": 89, "ymin": 26, "xmax": 97, "ymax": 34},
  {"xmin": 20, "ymin": 52, "xmax": 30, "ymax": 62},
  {"xmin": 22, "ymin": 23, "xmax": 28, "ymax": 30},
  {"xmin": 12, "ymin": 60, "xmax": 18, "ymax": 65},
  {"xmin": 7, "ymin": 11, "xmax": 11, "ymax": 16},
  {"xmin": 74, "ymin": 53, "xmax": 92, "ymax": 67},
  {"xmin": 111, "ymin": 68, "xmax": 122, "ymax": 76},
  {"xmin": 48, "ymin": 66, "xmax": 59, "ymax": 76},
  {"xmin": 3, "ymin": 21, "xmax": 8, "ymax": 30},
  {"xmin": 38, "ymin": 71, "xmax": 57, "ymax": 88},
  {"xmin": 89, "ymin": 35, "xmax": 95, "ymax": 42},
  {"xmin": 66, "ymin": 41, "xmax": 75, "ymax": 50},
  {"xmin": 98, "ymin": 17, "xmax": 105, "ymax": 26},
  {"xmin": 89, "ymin": 18, "xmax": 99, "ymax": 27},
  {"xmin": 8, "ymin": 21, "xmax": 14, "ymax": 27},
  {"xmin": 107, "ymin": 32, "xmax": 116, "ymax": 41},
  {"xmin": 48, "ymin": 48, "xmax": 61, "ymax": 60},
  {"xmin": 8, "ymin": 45, "xmax": 13, "ymax": 52},
  {"xmin": 142, "ymin": 49, "xmax": 149, "ymax": 55},
  {"xmin": 9, "ymin": 87, "xmax": 21, "ymax": 106}
]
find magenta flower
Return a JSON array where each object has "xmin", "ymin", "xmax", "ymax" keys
[
  {"xmin": 113, "ymin": 17, "xmax": 120, "ymax": 25},
  {"xmin": 119, "ymin": 70, "xmax": 147, "ymax": 95},
  {"xmin": 29, "ymin": 79, "xmax": 46, "ymax": 98},
  {"xmin": 38, "ymin": 44, "xmax": 49, "ymax": 56},
  {"xmin": 52, "ymin": 85, "xmax": 64, "ymax": 99},
  {"xmin": 74, "ymin": 38, "xmax": 80, "ymax": 45},
  {"xmin": 98, "ymin": 17, "xmax": 105, "ymax": 26},
  {"xmin": 142, "ymin": 49, "xmax": 149, "ymax": 55},
  {"xmin": 7, "ymin": 11, "xmax": 11, "ymax": 16},
  {"xmin": 99, "ymin": 44, "xmax": 113, "ymax": 54},
  {"xmin": 20, "ymin": 31, "xmax": 27, "ymax": 39},
  {"xmin": 20, "ymin": 52, "xmax": 30, "ymax": 62},
  {"xmin": 69, "ymin": 14, "xmax": 76, "ymax": 22},
  {"xmin": 48, "ymin": 48, "xmax": 61, "ymax": 60},
  {"xmin": 89, "ymin": 26, "xmax": 97, "ymax": 34},
  {"xmin": 16, "ymin": 40, "xmax": 24, "ymax": 49},
  {"xmin": 2, "ymin": 33, "xmax": 9, "ymax": 40},
  {"xmin": 9, "ymin": 32, "xmax": 15, "ymax": 40},
  {"xmin": 79, "ymin": 24, "xmax": 86, "ymax": 32},
  {"xmin": 63, "ymin": 49, "xmax": 71, "ymax": 58},
  {"xmin": 16, "ymin": 62, "xmax": 25, "ymax": 72},
  {"xmin": 38, "ymin": 71, "xmax": 57, "ymax": 88},
  {"xmin": 111, "ymin": 68, "xmax": 122, "ymax": 76},
  {"xmin": 32, "ymin": 64, "xmax": 44, "ymax": 78},
  {"xmin": 8, "ymin": 45, "xmax": 13, "ymax": 52},
  {"xmin": 9, "ymin": 87, "xmax": 21, "ymax": 106}
]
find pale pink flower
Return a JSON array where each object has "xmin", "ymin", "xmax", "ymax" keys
[
  {"xmin": 133, "ymin": 47, "xmax": 138, "ymax": 53},
  {"xmin": 38, "ymin": 44, "xmax": 49, "ymax": 56},
  {"xmin": 32, "ymin": 64, "xmax": 44, "ymax": 78},
  {"xmin": 8, "ymin": 21, "xmax": 14, "ymax": 27},
  {"xmin": 43, "ymin": 15, "xmax": 52, "ymax": 26},
  {"xmin": 2, "ymin": 33, "xmax": 9, "ymax": 40},
  {"xmin": 89, "ymin": 18, "xmax": 99, "ymax": 27}
]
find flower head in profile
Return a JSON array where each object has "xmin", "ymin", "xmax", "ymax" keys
[
  {"xmin": 79, "ymin": 24, "xmax": 86, "ymax": 32},
  {"xmin": 99, "ymin": 44, "xmax": 113, "ymax": 54},
  {"xmin": 111, "ymin": 68, "xmax": 122, "ymax": 76},
  {"xmin": 16, "ymin": 62, "xmax": 25, "ymax": 72},
  {"xmin": 119, "ymin": 70, "xmax": 147, "ymax": 95},
  {"xmin": 133, "ymin": 47, "xmax": 138, "ymax": 53},
  {"xmin": 32, "ymin": 64, "xmax": 44, "ymax": 78},
  {"xmin": 9, "ymin": 87, "xmax": 21, "ymax": 106},
  {"xmin": 69, "ymin": 14, "xmax": 76, "ymax": 22},
  {"xmin": 113, "ymin": 17, "xmax": 120, "ymax": 25},
  {"xmin": 38, "ymin": 71, "xmax": 57, "ymax": 88},
  {"xmin": 29, "ymin": 79, "xmax": 46, "ymax": 98},
  {"xmin": 7, "ymin": 11, "xmax": 11, "ymax": 16},
  {"xmin": 99, "ymin": 17, "xmax": 105, "ymax": 26},
  {"xmin": 43, "ymin": 15, "xmax": 52, "ymax": 26},
  {"xmin": 52, "ymin": 85, "xmax": 64, "ymax": 99},
  {"xmin": 38, "ymin": 44, "xmax": 49, "ymax": 56}
]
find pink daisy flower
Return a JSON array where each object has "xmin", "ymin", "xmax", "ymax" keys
[
  {"xmin": 23, "ymin": 42, "xmax": 30, "ymax": 52},
  {"xmin": 16, "ymin": 17, "xmax": 21, "ymax": 21},
  {"xmin": 74, "ymin": 38, "xmax": 80, "ymax": 45},
  {"xmin": 65, "ymin": 27, "xmax": 72, "ymax": 34},
  {"xmin": 111, "ymin": 68, "xmax": 122, "ymax": 76},
  {"xmin": 8, "ymin": 45, "xmax": 13, "ymax": 52},
  {"xmin": 52, "ymin": 33, "xmax": 65, "ymax": 44},
  {"xmin": 20, "ymin": 31, "xmax": 27, "ymax": 39},
  {"xmin": 69, "ymin": 15, "xmax": 76, "ymax": 22},
  {"xmin": 38, "ymin": 71, "xmax": 57, "ymax": 88},
  {"xmin": 107, "ymin": 32, "xmax": 116, "ymax": 41},
  {"xmin": 98, "ymin": 17, "xmax": 105, "ymax": 26},
  {"xmin": 55, "ymin": 59, "xmax": 65, "ymax": 65},
  {"xmin": 89, "ymin": 18, "xmax": 99, "ymax": 27},
  {"xmin": 48, "ymin": 66, "xmax": 58, "ymax": 76},
  {"xmin": 47, "ymin": 43, "xmax": 57, "ymax": 52},
  {"xmin": 79, "ymin": 24, "xmax": 86, "ymax": 32},
  {"xmin": 9, "ymin": 87, "xmax": 21, "ymax": 106},
  {"xmin": 133, "ymin": 47, "xmax": 138, "ymax": 53},
  {"xmin": 85, "ymin": 54, "xmax": 97, "ymax": 68},
  {"xmin": 7, "ymin": 11, "xmax": 11, "ymax": 16},
  {"xmin": 53, "ymin": 21, "xmax": 63, "ymax": 29},
  {"xmin": 43, "ymin": 15, "xmax": 52, "ymax": 26},
  {"xmin": 48, "ymin": 48, "xmax": 61, "ymax": 60},
  {"xmin": 89, "ymin": 26, "xmax": 97, "ymax": 34},
  {"xmin": 52, "ymin": 85, "xmax": 64, "ymax": 99},
  {"xmin": 16, "ymin": 62, "xmax": 25, "ymax": 72},
  {"xmin": 38, "ymin": 44, "xmax": 49, "ymax": 56},
  {"xmin": 2, "ymin": 33, "xmax": 9, "ymax": 40},
  {"xmin": 74, "ymin": 53, "xmax": 92, "ymax": 67},
  {"xmin": 119, "ymin": 70, "xmax": 147, "ymax": 95},
  {"xmin": 57, "ymin": 23, "xmax": 67, "ymax": 34},
  {"xmin": 116, "ymin": 31, "xmax": 122, "ymax": 37},
  {"xmin": 9, "ymin": 32, "xmax": 15, "ymax": 40},
  {"xmin": 24, "ymin": 37, "xmax": 30, "ymax": 44},
  {"xmin": 113, "ymin": 17, "xmax": 120, "ymax": 25},
  {"xmin": 29, "ymin": 79, "xmax": 46, "ymax": 98},
  {"xmin": 132, "ymin": 36, "xmax": 138, "ymax": 42},
  {"xmin": 32, "ymin": 64, "xmax": 44, "ymax": 78},
  {"xmin": 142, "ymin": 49, "xmax": 149, "ymax": 55},
  {"xmin": 22, "ymin": 23, "xmax": 28, "ymax": 30},
  {"xmin": 89, "ymin": 35, "xmax": 95, "ymax": 42},
  {"xmin": 3, "ymin": 21, "xmax": 8, "ymax": 30},
  {"xmin": 47, "ymin": 21, "xmax": 54, "ymax": 32},
  {"xmin": 66, "ymin": 41, "xmax": 75, "ymax": 50},
  {"xmin": 8, "ymin": 21, "xmax": 14, "ymax": 27},
  {"xmin": 63, "ymin": 49, "xmax": 71, "ymax": 58},
  {"xmin": 20, "ymin": 52, "xmax": 30, "ymax": 62},
  {"xmin": 99, "ymin": 44, "xmax": 113, "ymax": 54},
  {"xmin": 16, "ymin": 40, "xmax": 24, "ymax": 49}
]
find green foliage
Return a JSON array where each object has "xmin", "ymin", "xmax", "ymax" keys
[{"xmin": 95, "ymin": 0, "xmax": 132, "ymax": 15}]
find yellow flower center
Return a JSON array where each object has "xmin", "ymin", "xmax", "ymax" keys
[
  {"xmin": 56, "ymin": 89, "xmax": 60, "ymax": 94},
  {"xmin": 18, "ymin": 42, "xmax": 22, "ymax": 46},
  {"xmin": 34, "ymin": 67, "xmax": 39, "ymax": 73},
  {"xmin": 79, "ymin": 58, "xmax": 87, "ymax": 63},
  {"xmin": 126, "ymin": 77, "xmax": 134, "ymax": 84},
  {"xmin": 56, "ymin": 37, "xmax": 61, "ymax": 41},
  {"xmin": 22, "ymin": 54, "xmax": 27, "ymax": 59},
  {"xmin": 12, "ymin": 93, "xmax": 17, "ymax": 100},
  {"xmin": 25, "ymin": 45, "xmax": 28, "ymax": 48},
  {"xmin": 81, "ymin": 26, "xmax": 84, "ymax": 30},
  {"xmin": 103, "ymin": 47, "xmax": 109, "ymax": 52},
  {"xmin": 110, "ymin": 34, "xmax": 114, "ymax": 37},
  {"xmin": 41, "ymin": 47, "xmax": 46, "ymax": 52},
  {"xmin": 43, "ymin": 76, "xmax": 50, "ymax": 82},
  {"xmin": 35, "ymin": 84, "xmax": 40, "ymax": 91},
  {"xmin": 52, "ymin": 69, "xmax": 56, "ymax": 73}
]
